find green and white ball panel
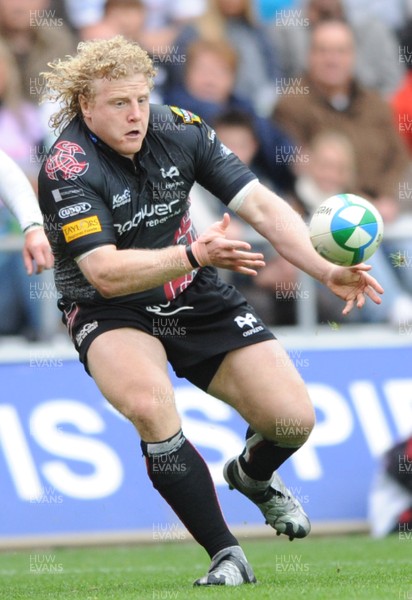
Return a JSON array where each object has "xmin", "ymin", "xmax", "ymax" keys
[{"xmin": 309, "ymin": 194, "xmax": 384, "ymax": 266}]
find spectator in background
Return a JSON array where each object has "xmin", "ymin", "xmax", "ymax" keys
[
  {"xmin": 0, "ymin": 0, "xmax": 77, "ymax": 104},
  {"xmin": 0, "ymin": 38, "xmax": 48, "ymax": 338},
  {"xmin": 166, "ymin": 0, "xmax": 281, "ymax": 116},
  {"xmin": 0, "ymin": 0, "xmax": 77, "ymax": 149},
  {"xmin": 63, "ymin": 0, "xmax": 105, "ymax": 32},
  {"xmin": 389, "ymin": 22, "xmax": 412, "ymax": 297},
  {"xmin": 253, "ymin": 0, "xmax": 299, "ymax": 23},
  {"xmin": 141, "ymin": 0, "xmax": 207, "ymax": 49},
  {"xmin": 0, "ymin": 38, "xmax": 44, "ymax": 186},
  {"xmin": 270, "ymin": 0, "xmax": 404, "ymax": 98},
  {"xmin": 392, "ymin": 21, "xmax": 412, "ymax": 156},
  {"xmin": 79, "ymin": 0, "xmax": 147, "ymax": 43},
  {"xmin": 274, "ymin": 19, "xmax": 412, "ymax": 319},
  {"xmin": 290, "ymin": 130, "xmax": 356, "ymax": 218},
  {"xmin": 65, "ymin": 0, "xmax": 206, "ymax": 31},
  {"xmin": 165, "ymin": 38, "xmax": 295, "ymax": 194},
  {"xmin": 343, "ymin": 0, "xmax": 407, "ymax": 34},
  {"xmin": 273, "ymin": 19, "xmax": 410, "ymax": 223}
]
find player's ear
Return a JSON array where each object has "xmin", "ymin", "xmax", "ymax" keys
[{"xmin": 79, "ymin": 94, "xmax": 92, "ymax": 119}]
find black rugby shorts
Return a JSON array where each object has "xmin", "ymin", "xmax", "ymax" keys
[{"xmin": 62, "ymin": 267, "xmax": 275, "ymax": 391}]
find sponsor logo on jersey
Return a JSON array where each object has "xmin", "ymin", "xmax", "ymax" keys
[
  {"xmin": 51, "ymin": 186, "xmax": 85, "ymax": 203},
  {"xmin": 170, "ymin": 106, "xmax": 201, "ymax": 124},
  {"xmin": 62, "ymin": 215, "xmax": 102, "ymax": 242},
  {"xmin": 75, "ymin": 320, "xmax": 98, "ymax": 346},
  {"xmin": 114, "ymin": 199, "xmax": 181, "ymax": 234},
  {"xmin": 58, "ymin": 202, "xmax": 92, "ymax": 219},
  {"xmin": 112, "ymin": 188, "xmax": 131, "ymax": 209},
  {"xmin": 234, "ymin": 313, "xmax": 264, "ymax": 337},
  {"xmin": 160, "ymin": 166, "xmax": 180, "ymax": 179},
  {"xmin": 45, "ymin": 141, "xmax": 89, "ymax": 181}
]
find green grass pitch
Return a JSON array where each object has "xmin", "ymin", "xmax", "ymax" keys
[{"xmin": 0, "ymin": 534, "xmax": 410, "ymax": 600}]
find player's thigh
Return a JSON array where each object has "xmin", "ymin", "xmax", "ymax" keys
[
  {"xmin": 207, "ymin": 339, "xmax": 315, "ymax": 442},
  {"xmin": 87, "ymin": 327, "xmax": 180, "ymax": 440}
]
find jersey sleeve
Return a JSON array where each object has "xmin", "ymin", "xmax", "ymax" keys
[
  {"xmin": 193, "ymin": 119, "xmax": 258, "ymax": 205},
  {"xmin": 168, "ymin": 106, "xmax": 258, "ymax": 206},
  {"xmin": 38, "ymin": 155, "xmax": 116, "ymax": 259}
]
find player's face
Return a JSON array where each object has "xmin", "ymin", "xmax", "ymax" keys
[{"xmin": 80, "ymin": 73, "xmax": 151, "ymax": 159}]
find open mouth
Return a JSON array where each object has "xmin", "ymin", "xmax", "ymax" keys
[{"xmin": 125, "ymin": 130, "xmax": 140, "ymax": 138}]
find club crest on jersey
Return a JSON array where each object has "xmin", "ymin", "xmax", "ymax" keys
[
  {"xmin": 234, "ymin": 312, "xmax": 264, "ymax": 337},
  {"xmin": 234, "ymin": 313, "xmax": 257, "ymax": 329},
  {"xmin": 45, "ymin": 141, "xmax": 89, "ymax": 181}
]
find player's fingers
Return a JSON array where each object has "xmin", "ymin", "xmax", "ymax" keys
[
  {"xmin": 351, "ymin": 263, "xmax": 372, "ymax": 272},
  {"xmin": 235, "ymin": 265, "xmax": 259, "ymax": 276},
  {"xmin": 232, "ymin": 252, "xmax": 265, "ymax": 266},
  {"xmin": 362, "ymin": 274, "xmax": 384, "ymax": 294},
  {"xmin": 222, "ymin": 240, "xmax": 252, "ymax": 252},
  {"xmin": 342, "ymin": 298, "xmax": 355, "ymax": 315},
  {"xmin": 223, "ymin": 254, "xmax": 265, "ymax": 274},
  {"xmin": 220, "ymin": 212, "xmax": 231, "ymax": 230},
  {"xmin": 44, "ymin": 247, "xmax": 54, "ymax": 269},
  {"xmin": 32, "ymin": 248, "xmax": 48, "ymax": 274},
  {"xmin": 356, "ymin": 293, "xmax": 366, "ymax": 309},
  {"xmin": 22, "ymin": 247, "xmax": 34, "ymax": 276},
  {"xmin": 231, "ymin": 248, "xmax": 264, "ymax": 261},
  {"xmin": 364, "ymin": 285, "xmax": 383, "ymax": 304},
  {"xmin": 30, "ymin": 246, "xmax": 54, "ymax": 273}
]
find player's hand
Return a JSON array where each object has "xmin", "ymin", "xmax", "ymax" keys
[
  {"xmin": 324, "ymin": 263, "xmax": 384, "ymax": 315},
  {"xmin": 23, "ymin": 228, "xmax": 54, "ymax": 275},
  {"xmin": 192, "ymin": 213, "xmax": 265, "ymax": 275}
]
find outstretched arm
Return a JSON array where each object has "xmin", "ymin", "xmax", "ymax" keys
[{"xmin": 235, "ymin": 183, "xmax": 384, "ymax": 314}]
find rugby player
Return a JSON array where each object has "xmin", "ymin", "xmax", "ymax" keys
[{"xmin": 38, "ymin": 36, "xmax": 383, "ymax": 586}]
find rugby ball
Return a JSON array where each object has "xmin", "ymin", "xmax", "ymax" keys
[{"xmin": 309, "ymin": 193, "xmax": 384, "ymax": 266}]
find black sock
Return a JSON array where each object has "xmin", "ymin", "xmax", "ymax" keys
[
  {"xmin": 238, "ymin": 426, "xmax": 300, "ymax": 481},
  {"xmin": 141, "ymin": 430, "xmax": 238, "ymax": 558}
]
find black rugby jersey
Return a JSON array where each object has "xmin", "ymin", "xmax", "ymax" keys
[{"xmin": 38, "ymin": 104, "xmax": 257, "ymax": 306}]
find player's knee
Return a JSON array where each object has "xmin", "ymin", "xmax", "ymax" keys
[
  {"xmin": 118, "ymin": 387, "xmax": 175, "ymax": 431},
  {"xmin": 261, "ymin": 402, "xmax": 315, "ymax": 447},
  {"xmin": 276, "ymin": 409, "xmax": 315, "ymax": 447}
]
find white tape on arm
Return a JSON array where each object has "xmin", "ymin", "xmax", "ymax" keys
[{"xmin": 227, "ymin": 179, "xmax": 259, "ymax": 213}]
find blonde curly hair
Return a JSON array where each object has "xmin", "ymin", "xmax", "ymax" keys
[{"xmin": 41, "ymin": 35, "xmax": 156, "ymax": 133}]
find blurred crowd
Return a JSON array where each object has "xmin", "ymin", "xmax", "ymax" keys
[{"xmin": 1, "ymin": 0, "xmax": 412, "ymax": 338}]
